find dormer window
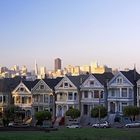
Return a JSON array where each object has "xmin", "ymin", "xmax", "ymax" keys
[
  {"xmin": 40, "ymin": 84, "xmax": 44, "ymax": 89},
  {"xmin": 64, "ymin": 82, "xmax": 68, "ymax": 87},
  {"xmin": 90, "ymin": 80, "xmax": 94, "ymax": 86},
  {"xmin": 116, "ymin": 77, "xmax": 123, "ymax": 84},
  {"xmin": 20, "ymin": 87, "xmax": 24, "ymax": 92}
]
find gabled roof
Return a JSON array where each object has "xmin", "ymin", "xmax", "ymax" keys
[
  {"xmin": 0, "ymin": 77, "xmax": 21, "ymax": 92},
  {"xmin": 120, "ymin": 69, "xmax": 140, "ymax": 85},
  {"xmin": 67, "ymin": 75, "xmax": 89, "ymax": 88},
  {"xmin": 43, "ymin": 77, "xmax": 63, "ymax": 90},
  {"xmin": 93, "ymin": 72, "xmax": 114, "ymax": 86},
  {"xmin": 22, "ymin": 79, "xmax": 39, "ymax": 91}
]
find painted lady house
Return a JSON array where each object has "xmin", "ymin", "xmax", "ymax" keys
[
  {"xmin": 31, "ymin": 78, "xmax": 62, "ymax": 118},
  {"xmin": 55, "ymin": 75, "xmax": 88, "ymax": 117},
  {"xmin": 80, "ymin": 73, "xmax": 113, "ymax": 116},
  {"xmin": 108, "ymin": 69, "xmax": 139, "ymax": 115}
]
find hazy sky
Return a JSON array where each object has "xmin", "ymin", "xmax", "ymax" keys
[{"xmin": 0, "ymin": 0, "xmax": 140, "ymax": 71}]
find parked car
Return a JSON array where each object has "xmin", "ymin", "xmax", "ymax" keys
[
  {"xmin": 125, "ymin": 121, "xmax": 140, "ymax": 128},
  {"xmin": 92, "ymin": 121, "xmax": 110, "ymax": 128},
  {"xmin": 66, "ymin": 123, "xmax": 81, "ymax": 128},
  {"xmin": 8, "ymin": 122, "xmax": 30, "ymax": 128}
]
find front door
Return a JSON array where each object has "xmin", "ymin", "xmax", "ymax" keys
[{"xmin": 83, "ymin": 105, "xmax": 88, "ymax": 115}]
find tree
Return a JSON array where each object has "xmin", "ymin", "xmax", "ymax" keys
[
  {"xmin": 65, "ymin": 107, "xmax": 80, "ymax": 120},
  {"xmin": 123, "ymin": 106, "xmax": 140, "ymax": 121},
  {"xmin": 2, "ymin": 105, "xmax": 23, "ymax": 126},
  {"xmin": 35, "ymin": 111, "xmax": 52, "ymax": 125},
  {"xmin": 91, "ymin": 106, "xmax": 107, "ymax": 118}
]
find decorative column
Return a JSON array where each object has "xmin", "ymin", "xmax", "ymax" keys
[{"xmin": 108, "ymin": 102, "xmax": 110, "ymax": 112}]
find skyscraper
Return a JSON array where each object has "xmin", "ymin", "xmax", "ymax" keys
[
  {"xmin": 35, "ymin": 60, "xmax": 38, "ymax": 75},
  {"xmin": 54, "ymin": 58, "xmax": 61, "ymax": 71}
]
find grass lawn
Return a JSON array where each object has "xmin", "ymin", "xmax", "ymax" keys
[{"xmin": 0, "ymin": 128, "xmax": 140, "ymax": 140}]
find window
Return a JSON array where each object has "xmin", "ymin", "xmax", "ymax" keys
[
  {"xmin": 91, "ymin": 92, "xmax": 94, "ymax": 98},
  {"xmin": 110, "ymin": 89, "xmax": 115, "ymax": 97},
  {"xmin": 40, "ymin": 85, "xmax": 44, "ymax": 89},
  {"xmin": 0, "ymin": 96, "xmax": 2, "ymax": 103},
  {"xmin": 20, "ymin": 87, "xmax": 24, "ymax": 92},
  {"xmin": 90, "ymin": 81, "xmax": 94, "ymax": 86},
  {"xmin": 122, "ymin": 88, "xmax": 127, "ymax": 97},
  {"xmin": 129, "ymin": 88, "xmax": 133, "ymax": 98},
  {"xmin": 3, "ymin": 96, "xmax": 6, "ymax": 103},
  {"xmin": 50, "ymin": 95, "xmax": 53, "ymax": 103},
  {"xmin": 44, "ymin": 94, "xmax": 49, "ymax": 103},
  {"xmin": 74, "ymin": 93, "xmax": 77, "ymax": 100},
  {"xmin": 39, "ymin": 95, "xmax": 43, "ymax": 102},
  {"xmin": 64, "ymin": 82, "xmax": 68, "ymax": 87},
  {"xmin": 16, "ymin": 96, "xmax": 20, "ymax": 103},
  {"xmin": 28, "ymin": 97, "xmax": 31, "ymax": 103},
  {"xmin": 68, "ymin": 92, "xmax": 73, "ymax": 100},
  {"xmin": 22, "ymin": 97, "xmax": 28, "ymax": 104},
  {"xmin": 122, "ymin": 103, "xmax": 127, "ymax": 111},
  {"xmin": 60, "ymin": 93, "xmax": 63, "ymax": 100},
  {"xmin": 116, "ymin": 77, "xmax": 123, "ymax": 84},
  {"xmin": 34, "ymin": 95, "xmax": 39, "ymax": 102},
  {"xmin": 84, "ymin": 91, "xmax": 88, "ymax": 98},
  {"xmin": 100, "ymin": 91, "xmax": 104, "ymax": 98},
  {"xmin": 94, "ymin": 90, "xmax": 99, "ymax": 98}
]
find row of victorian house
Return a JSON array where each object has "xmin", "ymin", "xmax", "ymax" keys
[{"xmin": 1, "ymin": 69, "xmax": 140, "ymax": 121}]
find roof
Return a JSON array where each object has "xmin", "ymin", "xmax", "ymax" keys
[
  {"xmin": 67, "ymin": 75, "xmax": 89, "ymax": 88},
  {"xmin": 22, "ymin": 79, "xmax": 40, "ymax": 91},
  {"xmin": 0, "ymin": 77, "xmax": 21, "ymax": 92},
  {"xmin": 120, "ymin": 69, "xmax": 140, "ymax": 85},
  {"xmin": 43, "ymin": 77, "xmax": 63, "ymax": 89},
  {"xmin": 93, "ymin": 72, "xmax": 114, "ymax": 86}
]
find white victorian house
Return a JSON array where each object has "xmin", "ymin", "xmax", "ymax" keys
[
  {"xmin": 12, "ymin": 80, "xmax": 37, "ymax": 118},
  {"xmin": 31, "ymin": 78, "xmax": 62, "ymax": 118},
  {"xmin": 137, "ymin": 79, "xmax": 140, "ymax": 107},
  {"xmin": 80, "ymin": 73, "xmax": 113, "ymax": 116},
  {"xmin": 55, "ymin": 75, "xmax": 88, "ymax": 117},
  {"xmin": 107, "ymin": 70, "xmax": 137, "ymax": 114}
]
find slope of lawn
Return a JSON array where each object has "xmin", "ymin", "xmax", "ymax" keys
[{"xmin": 0, "ymin": 128, "xmax": 140, "ymax": 140}]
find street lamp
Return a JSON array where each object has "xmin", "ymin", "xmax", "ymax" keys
[{"xmin": 98, "ymin": 91, "xmax": 101, "ymax": 128}]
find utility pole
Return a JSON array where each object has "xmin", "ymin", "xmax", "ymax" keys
[{"xmin": 99, "ymin": 91, "xmax": 101, "ymax": 128}]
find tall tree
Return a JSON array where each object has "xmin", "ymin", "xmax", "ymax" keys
[{"xmin": 123, "ymin": 106, "xmax": 140, "ymax": 121}]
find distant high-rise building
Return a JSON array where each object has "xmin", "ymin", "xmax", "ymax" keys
[
  {"xmin": 39, "ymin": 66, "xmax": 46, "ymax": 79},
  {"xmin": 35, "ymin": 60, "xmax": 38, "ymax": 75},
  {"xmin": 54, "ymin": 58, "xmax": 61, "ymax": 71}
]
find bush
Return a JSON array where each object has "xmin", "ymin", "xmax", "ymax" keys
[
  {"xmin": 35, "ymin": 111, "xmax": 52, "ymax": 125},
  {"xmin": 65, "ymin": 108, "xmax": 80, "ymax": 120},
  {"xmin": 91, "ymin": 106, "xmax": 107, "ymax": 118}
]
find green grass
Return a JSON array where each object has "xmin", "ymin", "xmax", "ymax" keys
[{"xmin": 0, "ymin": 128, "xmax": 140, "ymax": 140}]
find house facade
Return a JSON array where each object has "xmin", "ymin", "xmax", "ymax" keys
[
  {"xmin": 0, "ymin": 78, "xmax": 21, "ymax": 116},
  {"xmin": 80, "ymin": 73, "xmax": 113, "ymax": 116},
  {"xmin": 137, "ymin": 79, "xmax": 140, "ymax": 107},
  {"xmin": 31, "ymin": 79, "xmax": 54, "ymax": 116},
  {"xmin": 12, "ymin": 81, "xmax": 36, "ymax": 118},
  {"xmin": 108, "ymin": 71, "xmax": 135, "ymax": 114},
  {"xmin": 55, "ymin": 75, "xmax": 88, "ymax": 117}
]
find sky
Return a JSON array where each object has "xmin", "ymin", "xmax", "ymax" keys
[{"xmin": 0, "ymin": 0, "xmax": 140, "ymax": 71}]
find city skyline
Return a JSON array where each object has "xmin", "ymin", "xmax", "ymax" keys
[{"xmin": 1, "ymin": 0, "xmax": 140, "ymax": 71}]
